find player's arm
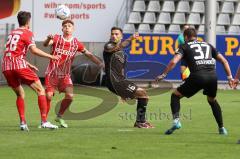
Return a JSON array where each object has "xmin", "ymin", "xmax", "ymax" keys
[
  {"xmin": 26, "ymin": 61, "xmax": 39, "ymax": 71},
  {"xmin": 105, "ymin": 32, "xmax": 139, "ymax": 53},
  {"xmin": 120, "ymin": 32, "xmax": 138, "ymax": 48},
  {"xmin": 234, "ymin": 65, "xmax": 240, "ymax": 81},
  {"xmin": 29, "ymin": 45, "xmax": 59, "ymax": 60},
  {"xmin": 156, "ymin": 54, "xmax": 182, "ymax": 81},
  {"xmin": 82, "ymin": 48, "xmax": 104, "ymax": 68},
  {"xmin": 234, "ymin": 65, "xmax": 240, "ymax": 88},
  {"xmin": 216, "ymin": 54, "xmax": 234, "ymax": 88},
  {"xmin": 43, "ymin": 34, "xmax": 54, "ymax": 47},
  {"xmin": 216, "ymin": 54, "xmax": 232, "ymax": 79}
]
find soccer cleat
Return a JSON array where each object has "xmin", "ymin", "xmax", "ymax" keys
[
  {"xmin": 20, "ymin": 123, "xmax": 29, "ymax": 132},
  {"xmin": 40, "ymin": 121, "xmax": 58, "ymax": 129},
  {"xmin": 134, "ymin": 121, "xmax": 154, "ymax": 128},
  {"xmin": 165, "ymin": 120, "xmax": 182, "ymax": 135},
  {"xmin": 55, "ymin": 117, "xmax": 68, "ymax": 128},
  {"xmin": 219, "ymin": 127, "xmax": 228, "ymax": 135}
]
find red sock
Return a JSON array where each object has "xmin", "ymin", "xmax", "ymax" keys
[
  {"xmin": 38, "ymin": 95, "xmax": 47, "ymax": 122},
  {"xmin": 46, "ymin": 98, "xmax": 51, "ymax": 117},
  {"xmin": 16, "ymin": 97, "xmax": 26, "ymax": 123},
  {"xmin": 58, "ymin": 98, "xmax": 72, "ymax": 116}
]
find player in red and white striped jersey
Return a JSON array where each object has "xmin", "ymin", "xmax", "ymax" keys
[
  {"xmin": 1, "ymin": 11, "xmax": 60, "ymax": 131},
  {"xmin": 43, "ymin": 19, "xmax": 104, "ymax": 128}
]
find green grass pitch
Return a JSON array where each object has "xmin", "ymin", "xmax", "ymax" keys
[{"xmin": 0, "ymin": 85, "xmax": 240, "ymax": 159}]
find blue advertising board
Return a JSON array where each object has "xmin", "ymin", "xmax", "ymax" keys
[{"xmin": 123, "ymin": 33, "xmax": 240, "ymax": 81}]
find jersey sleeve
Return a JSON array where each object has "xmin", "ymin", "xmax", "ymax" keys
[
  {"xmin": 104, "ymin": 41, "xmax": 121, "ymax": 53},
  {"xmin": 175, "ymin": 44, "xmax": 185, "ymax": 57},
  {"xmin": 52, "ymin": 34, "xmax": 59, "ymax": 45},
  {"xmin": 76, "ymin": 40, "xmax": 85, "ymax": 52},
  {"xmin": 25, "ymin": 31, "xmax": 36, "ymax": 49},
  {"xmin": 210, "ymin": 44, "xmax": 219, "ymax": 59}
]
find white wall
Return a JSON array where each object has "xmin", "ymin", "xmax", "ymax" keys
[{"xmin": 0, "ymin": 0, "xmax": 125, "ymax": 42}]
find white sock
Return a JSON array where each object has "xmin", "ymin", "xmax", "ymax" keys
[{"xmin": 173, "ymin": 118, "xmax": 180, "ymax": 124}]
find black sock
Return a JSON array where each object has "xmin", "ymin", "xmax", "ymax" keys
[
  {"xmin": 171, "ymin": 93, "xmax": 181, "ymax": 119},
  {"xmin": 208, "ymin": 100, "xmax": 223, "ymax": 128},
  {"xmin": 136, "ymin": 98, "xmax": 148, "ymax": 123}
]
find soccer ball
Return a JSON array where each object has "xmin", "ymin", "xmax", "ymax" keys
[{"xmin": 55, "ymin": 5, "xmax": 70, "ymax": 20}]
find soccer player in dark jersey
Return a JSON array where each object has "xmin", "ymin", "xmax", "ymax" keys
[
  {"xmin": 103, "ymin": 27, "xmax": 153, "ymax": 128},
  {"xmin": 156, "ymin": 28, "xmax": 233, "ymax": 135}
]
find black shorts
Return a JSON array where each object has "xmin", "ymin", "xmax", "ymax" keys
[
  {"xmin": 177, "ymin": 72, "xmax": 217, "ymax": 98},
  {"xmin": 106, "ymin": 79, "xmax": 138, "ymax": 99}
]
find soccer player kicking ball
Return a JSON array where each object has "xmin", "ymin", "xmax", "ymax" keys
[
  {"xmin": 1, "ymin": 11, "xmax": 60, "ymax": 131},
  {"xmin": 103, "ymin": 27, "xmax": 154, "ymax": 128},
  {"xmin": 156, "ymin": 28, "xmax": 233, "ymax": 135},
  {"xmin": 43, "ymin": 19, "xmax": 104, "ymax": 128}
]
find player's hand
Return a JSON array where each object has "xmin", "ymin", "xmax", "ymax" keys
[
  {"xmin": 27, "ymin": 63, "xmax": 39, "ymax": 72},
  {"xmin": 131, "ymin": 32, "xmax": 139, "ymax": 40},
  {"xmin": 47, "ymin": 34, "xmax": 54, "ymax": 40},
  {"xmin": 155, "ymin": 73, "xmax": 167, "ymax": 82},
  {"xmin": 99, "ymin": 62, "xmax": 105, "ymax": 69},
  {"xmin": 99, "ymin": 63, "xmax": 105, "ymax": 70},
  {"xmin": 30, "ymin": 65, "xmax": 39, "ymax": 72},
  {"xmin": 228, "ymin": 78, "xmax": 234, "ymax": 88},
  {"xmin": 51, "ymin": 55, "xmax": 61, "ymax": 61},
  {"xmin": 232, "ymin": 79, "xmax": 239, "ymax": 89}
]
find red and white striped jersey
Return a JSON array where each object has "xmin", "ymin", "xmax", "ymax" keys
[
  {"xmin": 45, "ymin": 34, "xmax": 85, "ymax": 77},
  {"xmin": 1, "ymin": 28, "xmax": 35, "ymax": 71}
]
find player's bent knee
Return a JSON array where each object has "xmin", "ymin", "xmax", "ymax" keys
[
  {"xmin": 17, "ymin": 93, "xmax": 25, "ymax": 99},
  {"xmin": 13, "ymin": 87, "xmax": 25, "ymax": 98},
  {"xmin": 171, "ymin": 93, "xmax": 180, "ymax": 100},
  {"xmin": 31, "ymin": 81, "xmax": 45, "ymax": 96},
  {"xmin": 207, "ymin": 96, "xmax": 216, "ymax": 103},
  {"xmin": 65, "ymin": 93, "xmax": 74, "ymax": 100},
  {"xmin": 135, "ymin": 88, "xmax": 148, "ymax": 99},
  {"xmin": 46, "ymin": 93, "xmax": 53, "ymax": 100},
  {"xmin": 15, "ymin": 90, "xmax": 25, "ymax": 98},
  {"xmin": 37, "ymin": 88, "xmax": 46, "ymax": 96},
  {"xmin": 173, "ymin": 90, "xmax": 183, "ymax": 97}
]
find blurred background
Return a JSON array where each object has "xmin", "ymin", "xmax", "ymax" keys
[{"xmin": 0, "ymin": 0, "xmax": 239, "ymax": 87}]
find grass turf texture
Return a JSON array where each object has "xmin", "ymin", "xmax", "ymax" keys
[{"xmin": 0, "ymin": 85, "xmax": 240, "ymax": 159}]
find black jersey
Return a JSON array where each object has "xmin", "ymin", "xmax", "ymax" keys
[
  {"xmin": 103, "ymin": 41, "xmax": 138, "ymax": 99},
  {"xmin": 103, "ymin": 41, "xmax": 126, "ymax": 82},
  {"xmin": 176, "ymin": 40, "xmax": 219, "ymax": 73}
]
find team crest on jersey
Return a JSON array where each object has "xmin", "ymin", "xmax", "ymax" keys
[{"xmin": 55, "ymin": 48, "xmax": 75, "ymax": 56}]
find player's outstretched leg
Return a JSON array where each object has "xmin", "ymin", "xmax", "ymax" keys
[
  {"xmin": 134, "ymin": 88, "xmax": 154, "ymax": 128},
  {"xmin": 12, "ymin": 85, "xmax": 29, "ymax": 131},
  {"xmin": 207, "ymin": 96, "xmax": 227, "ymax": 135},
  {"xmin": 55, "ymin": 87, "xmax": 73, "ymax": 128},
  {"xmin": 30, "ymin": 80, "xmax": 58, "ymax": 129},
  {"xmin": 165, "ymin": 90, "xmax": 183, "ymax": 135}
]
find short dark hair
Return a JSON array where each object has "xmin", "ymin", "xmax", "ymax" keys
[
  {"xmin": 17, "ymin": 11, "xmax": 31, "ymax": 26},
  {"xmin": 111, "ymin": 27, "xmax": 123, "ymax": 33},
  {"xmin": 183, "ymin": 27, "xmax": 197, "ymax": 39},
  {"xmin": 62, "ymin": 19, "xmax": 74, "ymax": 26}
]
